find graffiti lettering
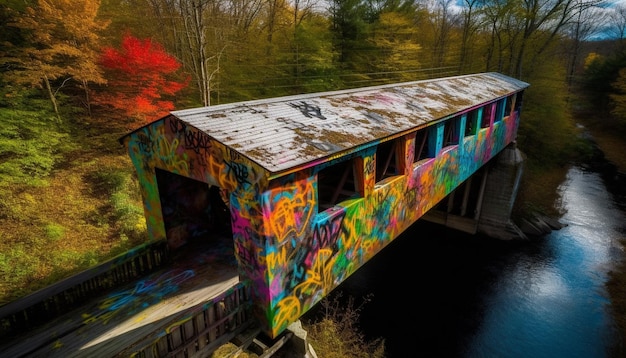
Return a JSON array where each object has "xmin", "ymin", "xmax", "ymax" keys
[
  {"xmin": 234, "ymin": 237, "xmax": 257, "ymax": 270},
  {"xmin": 227, "ymin": 147, "xmax": 242, "ymax": 162},
  {"xmin": 309, "ymin": 141, "xmax": 341, "ymax": 152},
  {"xmin": 405, "ymin": 186, "xmax": 419, "ymax": 213},
  {"xmin": 225, "ymin": 160, "xmax": 251, "ymax": 187},
  {"xmin": 289, "ymin": 101, "xmax": 326, "ymax": 120},
  {"xmin": 272, "ymin": 296, "xmax": 301, "ymax": 336},
  {"xmin": 266, "ymin": 246, "xmax": 288, "ymax": 269},
  {"xmin": 168, "ymin": 117, "xmax": 187, "ymax": 134},
  {"xmin": 136, "ymin": 132, "xmax": 154, "ymax": 154},
  {"xmin": 231, "ymin": 106, "xmax": 264, "ymax": 115},
  {"xmin": 363, "ymin": 111, "xmax": 385, "ymax": 122},
  {"xmin": 184, "ymin": 130, "xmax": 212, "ymax": 156},
  {"xmin": 276, "ymin": 116, "xmax": 307, "ymax": 129},
  {"xmin": 266, "ymin": 180, "xmax": 315, "ymax": 245},
  {"xmin": 310, "ymin": 213, "xmax": 344, "ymax": 251}
]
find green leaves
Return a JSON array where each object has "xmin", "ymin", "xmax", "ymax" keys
[{"xmin": 0, "ymin": 107, "xmax": 71, "ymax": 188}]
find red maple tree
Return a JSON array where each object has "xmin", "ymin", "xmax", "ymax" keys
[{"xmin": 95, "ymin": 34, "xmax": 188, "ymax": 123}]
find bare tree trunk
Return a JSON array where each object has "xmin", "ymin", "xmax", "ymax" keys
[
  {"xmin": 43, "ymin": 75, "xmax": 60, "ymax": 120},
  {"xmin": 82, "ymin": 79, "xmax": 92, "ymax": 118},
  {"xmin": 459, "ymin": 0, "xmax": 483, "ymax": 74},
  {"xmin": 513, "ymin": 0, "xmax": 577, "ymax": 78}
]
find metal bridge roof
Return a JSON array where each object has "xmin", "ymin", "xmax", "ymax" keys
[{"xmin": 171, "ymin": 72, "xmax": 529, "ymax": 176}]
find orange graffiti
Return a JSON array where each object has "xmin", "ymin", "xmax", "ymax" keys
[{"xmin": 272, "ymin": 296, "xmax": 302, "ymax": 336}]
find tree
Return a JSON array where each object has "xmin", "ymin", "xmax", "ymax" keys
[
  {"xmin": 610, "ymin": 67, "xmax": 626, "ymax": 129},
  {"xmin": 458, "ymin": 0, "xmax": 487, "ymax": 73},
  {"xmin": 289, "ymin": 14, "xmax": 338, "ymax": 93},
  {"xmin": 95, "ymin": 34, "xmax": 189, "ymax": 124},
  {"xmin": 609, "ymin": 3, "xmax": 626, "ymax": 49},
  {"xmin": 562, "ymin": 0, "xmax": 606, "ymax": 88},
  {"xmin": 328, "ymin": 0, "xmax": 372, "ymax": 75},
  {"xmin": 1, "ymin": 0, "xmax": 109, "ymax": 119},
  {"xmin": 426, "ymin": 0, "xmax": 460, "ymax": 70},
  {"xmin": 511, "ymin": 0, "xmax": 579, "ymax": 79},
  {"xmin": 368, "ymin": 11, "xmax": 422, "ymax": 82},
  {"xmin": 481, "ymin": 0, "xmax": 523, "ymax": 74}
]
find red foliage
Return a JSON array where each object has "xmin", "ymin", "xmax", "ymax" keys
[{"xmin": 95, "ymin": 34, "xmax": 188, "ymax": 123}]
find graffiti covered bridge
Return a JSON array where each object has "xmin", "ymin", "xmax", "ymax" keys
[{"xmin": 120, "ymin": 72, "xmax": 530, "ymax": 340}]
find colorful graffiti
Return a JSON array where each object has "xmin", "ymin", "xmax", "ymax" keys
[
  {"xmin": 122, "ymin": 89, "xmax": 524, "ymax": 339},
  {"xmin": 81, "ymin": 269, "xmax": 196, "ymax": 326}
]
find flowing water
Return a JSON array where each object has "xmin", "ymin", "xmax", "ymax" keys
[{"xmin": 311, "ymin": 165, "xmax": 626, "ymax": 357}]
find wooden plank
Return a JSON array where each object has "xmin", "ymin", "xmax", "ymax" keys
[
  {"xmin": 258, "ymin": 332, "xmax": 293, "ymax": 358},
  {"xmin": 0, "ymin": 241, "xmax": 168, "ymax": 326},
  {"xmin": 169, "ymin": 326, "xmax": 183, "ymax": 351},
  {"xmin": 185, "ymin": 318, "xmax": 196, "ymax": 340},
  {"xmin": 208, "ymin": 304, "xmax": 217, "ymax": 343},
  {"xmin": 0, "ymin": 237, "xmax": 240, "ymax": 358},
  {"xmin": 195, "ymin": 312, "xmax": 208, "ymax": 350}
]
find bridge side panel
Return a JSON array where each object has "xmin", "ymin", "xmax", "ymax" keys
[{"xmin": 257, "ymin": 95, "xmax": 524, "ymax": 338}]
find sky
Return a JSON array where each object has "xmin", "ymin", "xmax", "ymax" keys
[
  {"xmin": 590, "ymin": 0, "xmax": 626, "ymax": 40},
  {"xmin": 446, "ymin": 0, "xmax": 626, "ymax": 41}
]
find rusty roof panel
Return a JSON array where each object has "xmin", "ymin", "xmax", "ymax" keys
[{"xmin": 171, "ymin": 72, "xmax": 529, "ymax": 176}]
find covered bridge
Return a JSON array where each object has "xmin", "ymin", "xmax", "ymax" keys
[{"xmin": 120, "ymin": 72, "xmax": 530, "ymax": 339}]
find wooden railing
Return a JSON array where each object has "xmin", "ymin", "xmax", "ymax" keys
[
  {"xmin": 0, "ymin": 240, "xmax": 170, "ymax": 339},
  {"xmin": 125, "ymin": 281, "xmax": 253, "ymax": 358}
]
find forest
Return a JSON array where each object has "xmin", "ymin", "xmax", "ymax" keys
[{"xmin": 2, "ymin": 0, "xmax": 626, "ymax": 355}]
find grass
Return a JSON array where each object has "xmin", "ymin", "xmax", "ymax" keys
[
  {"xmin": 0, "ymin": 170, "xmax": 139, "ymax": 300},
  {"xmin": 0, "ymin": 104, "xmax": 147, "ymax": 304}
]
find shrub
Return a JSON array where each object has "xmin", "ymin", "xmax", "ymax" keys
[{"xmin": 305, "ymin": 292, "xmax": 386, "ymax": 358}]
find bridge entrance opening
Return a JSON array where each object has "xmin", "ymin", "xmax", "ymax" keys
[{"xmin": 155, "ymin": 168, "xmax": 232, "ymax": 250}]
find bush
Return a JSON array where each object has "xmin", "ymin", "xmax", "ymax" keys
[
  {"xmin": 305, "ymin": 292, "xmax": 386, "ymax": 358},
  {"xmin": 87, "ymin": 166, "xmax": 147, "ymax": 253},
  {"xmin": 0, "ymin": 107, "xmax": 72, "ymax": 188}
]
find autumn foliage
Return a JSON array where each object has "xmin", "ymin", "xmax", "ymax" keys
[{"xmin": 95, "ymin": 34, "xmax": 188, "ymax": 123}]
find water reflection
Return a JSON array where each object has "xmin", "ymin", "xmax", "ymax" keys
[
  {"xmin": 467, "ymin": 168, "xmax": 624, "ymax": 358},
  {"xmin": 318, "ymin": 167, "xmax": 625, "ymax": 358}
]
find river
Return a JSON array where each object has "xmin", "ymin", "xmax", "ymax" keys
[{"xmin": 312, "ymin": 165, "xmax": 626, "ymax": 357}]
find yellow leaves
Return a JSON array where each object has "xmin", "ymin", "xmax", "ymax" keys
[
  {"xmin": 5, "ymin": 0, "xmax": 109, "ymax": 89},
  {"xmin": 369, "ymin": 12, "xmax": 422, "ymax": 80},
  {"xmin": 38, "ymin": 0, "xmax": 109, "ymax": 40},
  {"xmin": 584, "ymin": 52, "xmax": 602, "ymax": 70}
]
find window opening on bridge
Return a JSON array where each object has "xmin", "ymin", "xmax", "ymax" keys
[
  {"xmin": 443, "ymin": 116, "xmax": 460, "ymax": 147},
  {"xmin": 514, "ymin": 91, "xmax": 524, "ymax": 112},
  {"xmin": 504, "ymin": 94, "xmax": 513, "ymax": 118},
  {"xmin": 317, "ymin": 158, "xmax": 361, "ymax": 212},
  {"xmin": 464, "ymin": 110, "xmax": 478, "ymax": 137},
  {"xmin": 480, "ymin": 104, "xmax": 492, "ymax": 128},
  {"xmin": 414, "ymin": 128, "xmax": 435, "ymax": 164},
  {"xmin": 494, "ymin": 98, "xmax": 506, "ymax": 123},
  {"xmin": 443, "ymin": 117, "xmax": 459, "ymax": 147},
  {"xmin": 376, "ymin": 140, "xmax": 399, "ymax": 182}
]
